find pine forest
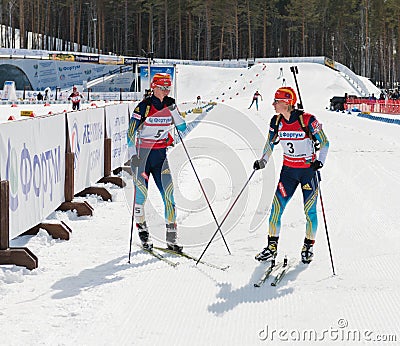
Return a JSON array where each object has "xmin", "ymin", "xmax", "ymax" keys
[{"xmin": 1, "ymin": 0, "xmax": 399, "ymax": 87}]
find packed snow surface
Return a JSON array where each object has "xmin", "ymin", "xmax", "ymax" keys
[{"xmin": 1, "ymin": 62, "xmax": 399, "ymax": 345}]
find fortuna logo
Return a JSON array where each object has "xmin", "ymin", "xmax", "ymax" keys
[
  {"xmin": 147, "ymin": 116, "xmax": 172, "ymax": 124},
  {"xmin": 302, "ymin": 183, "xmax": 312, "ymax": 190},
  {"xmin": 279, "ymin": 131, "xmax": 305, "ymax": 139}
]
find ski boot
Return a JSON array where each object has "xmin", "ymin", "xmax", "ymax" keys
[
  {"xmin": 255, "ymin": 236, "xmax": 278, "ymax": 262},
  {"xmin": 301, "ymin": 238, "xmax": 315, "ymax": 264},
  {"xmin": 166, "ymin": 223, "xmax": 183, "ymax": 253},
  {"xmin": 137, "ymin": 222, "xmax": 153, "ymax": 250}
]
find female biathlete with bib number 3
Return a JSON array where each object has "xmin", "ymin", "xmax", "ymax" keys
[{"xmin": 253, "ymin": 87, "xmax": 329, "ymax": 264}]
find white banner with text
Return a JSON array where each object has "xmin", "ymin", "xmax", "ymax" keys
[
  {"xmin": 0, "ymin": 114, "xmax": 66, "ymax": 238},
  {"xmin": 67, "ymin": 108, "xmax": 105, "ymax": 193},
  {"xmin": 105, "ymin": 103, "xmax": 130, "ymax": 170}
]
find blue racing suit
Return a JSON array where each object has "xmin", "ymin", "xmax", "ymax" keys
[
  {"xmin": 261, "ymin": 109, "xmax": 329, "ymax": 240},
  {"xmin": 127, "ymin": 95, "xmax": 186, "ymax": 225}
]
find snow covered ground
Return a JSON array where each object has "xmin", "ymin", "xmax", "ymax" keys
[
  {"xmin": 0, "ymin": 100, "xmax": 120, "ymax": 123},
  {"xmin": 1, "ymin": 62, "xmax": 399, "ymax": 345}
]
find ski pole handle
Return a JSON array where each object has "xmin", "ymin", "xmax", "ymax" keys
[{"xmin": 290, "ymin": 66, "xmax": 304, "ymax": 110}]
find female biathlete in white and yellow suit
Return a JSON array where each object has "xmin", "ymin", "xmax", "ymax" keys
[
  {"xmin": 127, "ymin": 73, "xmax": 186, "ymax": 251},
  {"xmin": 253, "ymin": 87, "xmax": 329, "ymax": 264}
]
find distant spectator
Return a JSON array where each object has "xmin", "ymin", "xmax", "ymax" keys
[
  {"xmin": 369, "ymin": 93, "xmax": 377, "ymax": 101},
  {"xmin": 379, "ymin": 91, "xmax": 385, "ymax": 100},
  {"xmin": 44, "ymin": 87, "xmax": 51, "ymax": 100},
  {"xmin": 37, "ymin": 92, "xmax": 43, "ymax": 101},
  {"xmin": 68, "ymin": 86, "xmax": 83, "ymax": 110},
  {"xmin": 391, "ymin": 89, "xmax": 399, "ymax": 100}
]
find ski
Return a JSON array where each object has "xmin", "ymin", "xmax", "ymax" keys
[
  {"xmin": 271, "ymin": 258, "xmax": 297, "ymax": 286},
  {"xmin": 141, "ymin": 247, "xmax": 179, "ymax": 268},
  {"xmin": 154, "ymin": 246, "xmax": 230, "ymax": 271},
  {"xmin": 254, "ymin": 260, "xmax": 284, "ymax": 287}
]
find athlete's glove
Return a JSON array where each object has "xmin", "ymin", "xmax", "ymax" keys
[
  {"xmin": 164, "ymin": 97, "xmax": 175, "ymax": 107},
  {"xmin": 310, "ymin": 160, "xmax": 323, "ymax": 171},
  {"xmin": 130, "ymin": 155, "xmax": 141, "ymax": 167},
  {"xmin": 253, "ymin": 159, "xmax": 266, "ymax": 170}
]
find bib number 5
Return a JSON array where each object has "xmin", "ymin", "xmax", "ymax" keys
[{"xmin": 154, "ymin": 129, "xmax": 164, "ymax": 138}]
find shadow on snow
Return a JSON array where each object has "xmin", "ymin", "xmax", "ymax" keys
[
  {"xmin": 208, "ymin": 261, "xmax": 308, "ymax": 315},
  {"xmin": 50, "ymin": 250, "xmax": 165, "ymax": 299}
]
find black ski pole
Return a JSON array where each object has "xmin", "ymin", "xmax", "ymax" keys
[
  {"xmin": 317, "ymin": 171, "xmax": 336, "ymax": 276},
  {"xmin": 290, "ymin": 67, "xmax": 335, "ymax": 275},
  {"xmin": 196, "ymin": 169, "xmax": 256, "ymax": 265},
  {"xmin": 128, "ymin": 166, "xmax": 138, "ymax": 264},
  {"xmin": 173, "ymin": 121, "xmax": 231, "ymax": 255},
  {"xmin": 290, "ymin": 66, "xmax": 304, "ymax": 110}
]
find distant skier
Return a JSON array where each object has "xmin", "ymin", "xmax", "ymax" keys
[
  {"xmin": 248, "ymin": 91, "xmax": 263, "ymax": 110},
  {"xmin": 196, "ymin": 95, "xmax": 202, "ymax": 107},
  {"xmin": 127, "ymin": 73, "xmax": 187, "ymax": 252},
  {"xmin": 253, "ymin": 87, "xmax": 329, "ymax": 264},
  {"xmin": 68, "ymin": 86, "xmax": 83, "ymax": 110}
]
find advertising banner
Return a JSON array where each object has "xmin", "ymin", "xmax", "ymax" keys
[
  {"xmin": 0, "ymin": 114, "xmax": 66, "ymax": 239},
  {"xmin": 2, "ymin": 81, "xmax": 17, "ymax": 101},
  {"xmin": 105, "ymin": 104, "xmax": 130, "ymax": 170},
  {"xmin": 99, "ymin": 55, "xmax": 124, "ymax": 65},
  {"xmin": 139, "ymin": 65, "xmax": 175, "ymax": 93},
  {"xmin": 67, "ymin": 108, "xmax": 105, "ymax": 193},
  {"xmin": 74, "ymin": 54, "xmax": 100, "ymax": 63},
  {"xmin": 324, "ymin": 57, "xmax": 336, "ymax": 70},
  {"xmin": 50, "ymin": 53, "xmax": 75, "ymax": 61},
  {"xmin": 124, "ymin": 57, "xmax": 148, "ymax": 65},
  {"xmin": 0, "ymin": 59, "xmax": 120, "ymax": 91}
]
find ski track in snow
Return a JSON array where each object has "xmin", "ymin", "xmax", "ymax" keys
[{"xmin": 1, "ymin": 62, "xmax": 400, "ymax": 345}]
